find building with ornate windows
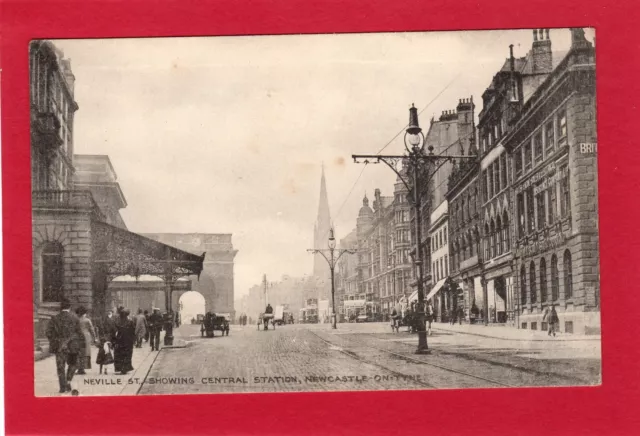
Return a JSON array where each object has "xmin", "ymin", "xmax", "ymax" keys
[
  {"xmin": 31, "ymin": 41, "xmax": 204, "ymax": 353},
  {"xmin": 503, "ymin": 29, "xmax": 599, "ymax": 334},
  {"xmin": 428, "ymin": 200, "xmax": 450, "ymax": 321}
]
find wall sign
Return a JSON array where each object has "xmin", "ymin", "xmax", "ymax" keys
[
  {"xmin": 516, "ymin": 232, "xmax": 568, "ymax": 258},
  {"xmin": 579, "ymin": 143, "xmax": 597, "ymax": 154}
]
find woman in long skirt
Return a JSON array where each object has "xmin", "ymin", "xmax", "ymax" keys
[
  {"xmin": 75, "ymin": 306, "xmax": 97, "ymax": 374},
  {"xmin": 113, "ymin": 309, "xmax": 136, "ymax": 374}
]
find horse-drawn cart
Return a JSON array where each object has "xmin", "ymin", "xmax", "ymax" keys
[
  {"xmin": 200, "ymin": 312, "xmax": 230, "ymax": 337},
  {"xmin": 257, "ymin": 312, "xmax": 275, "ymax": 330}
]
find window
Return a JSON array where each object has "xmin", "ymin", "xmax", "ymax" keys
[
  {"xmin": 520, "ymin": 265, "xmax": 527, "ymax": 305},
  {"xmin": 517, "ymin": 193, "xmax": 525, "ymax": 238},
  {"xmin": 488, "ymin": 167, "xmax": 494, "ymax": 199},
  {"xmin": 560, "ymin": 168, "xmax": 571, "ymax": 217},
  {"xmin": 502, "ymin": 213, "xmax": 510, "ymax": 252},
  {"xmin": 500, "ymin": 154, "xmax": 507, "ymax": 188},
  {"xmin": 548, "ymin": 184, "xmax": 557, "ymax": 225},
  {"xmin": 484, "ymin": 224, "xmax": 490, "ymax": 260},
  {"xmin": 496, "ymin": 217, "xmax": 503, "ymax": 256},
  {"xmin": 564, "ymin": 249, "xmax": 573, "ymax": 299},
  {"xmin": 534, "ymin": 132, "xmax": 543, "ymax": 164},
  {"xmin": 469, "ymin": 232, "xmax": 475, "ymax": 258},
  {"xmin": 444, "ymin": 254, "xmax": 449, "ymax": 276},
  {"xmin": 443, "ymin": 228, "xmax": 447, "ymax": 244},
  {"xmin": 540, "ymin": 257, "xmax": 548, "ymax": 302},
  {"xmin": 530, "ymin": 261, "xmax": 537, "ymax": 304},
  {"xmin": 494, "ymin": 161, "xmax": 500, "ymax": 193},
  {"xmin": 551, "ymin": 254, "xmax": 559, "ymax": 301},
  {"xmin": 41, "ymin": 242, "xmax": 64, "ymax": 302},
  {"xmin": 557, "ymin": 109, "xmax": 568, "ymax": 146},
  {"xmin": 524, "ymin": 141, "xmax": 532, "ymax": 172},
  {"xmin": 526, "ymin": 187, "xmax": 535, "ymax": 234},
  {"xmin": 439, "ymin": 231, "xmax": 443, "ymax": 248},
  {"xmin": 515, "ymin": 147, "xmax": 523, "ymax": 177},
  {"xmin": 482, "ymin": 138, "xmax": 487, "ymax": 153},
  {"xmin": 536, "ymin": 188, "xmax": 546, "ymax": 230},
  {"xmin": 490, "ymin": 220, "xmax": 496, "ymax": 259},
  {"xmin": 545, "ymin": 120, "xmax": 555, "ymax": 154}
]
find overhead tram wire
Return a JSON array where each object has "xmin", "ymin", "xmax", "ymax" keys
[{"xmin": 376, "ymin": 71, "xmax": 463, "ymax": 155}]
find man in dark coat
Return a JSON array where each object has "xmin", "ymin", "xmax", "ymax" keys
[
  {"xmin": 100, "ymin": 309, "xmax": 117, "ymax": 343},
  {"xmin": 148, "ymin": 307, "xmax": 163, "ymax": 351},
  {"xmin": 46, "ymin": 298, "xmax": 83, "ymax": 393}
]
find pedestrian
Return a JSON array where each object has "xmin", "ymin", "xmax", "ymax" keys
[
  {"xmin": 75, "ymin": 306, "xmax": 97, "ymax": 374},
  {"xmin": 148, "ymin": 307, "xmax": 163, "ymax": 351},
  {"xmin": 96, "ymin": 337, "xmax": 114, "ymax": 375},
  {"xmin": 457, "ymin": 306, "xmax": 464, "ymax": 325},
  {"xmin": 134, "ymin": 309, "xmax": 147, "ymax": 348},
  {"xmin": 143, "ymin": 310, "xmax": 150, "ymax": 342},
  {"xmin": 543, "ymin": 305, "xmax": 560, "ymax": 337},
  {"xmin": 113, "ymin": 309, "xmax": 136, "ymax": 375},
  {"xmin": 46, "ymin": 298, "xmax": 83, "ymax": 393},
  {"xmin": 426, "ymin": 302, "xmax": 434, "ymax": 335}
]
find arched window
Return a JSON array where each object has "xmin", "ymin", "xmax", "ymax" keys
[
  {"xmin": 520, "ymin": 265, "xmax": 527, "ymax": 305},
  {"xmin": 502, "ymin": 211, "xmax": 510, "ymax": 252},
  {"xmin": 496, "ymin": 216, "xmax": 503, "ymax": 256},
  {"xmin": 551, "ymin": 254, "xmax": 559, "ymax": 301},
  {"xmin": 461, "ymin": 198, "xmax": 466, "ymax": 222},
  {"xmin": 540, "ymin": 257, "xmax": 548, "ymax": 302},
  {"xmin": 468, "ymin": 231, "xmax": 474, "ymax": 259},
  {"xmin": 530, "ymin": 261, "xmax": 537, "ymax": 304},
  {"xmin": 490, "ymin": 220, "xmax": 496, "ymax": 259},
  {"xmin": 41, "ymin": 242, "xmax": 64, "ymax": 302},
  {"xmin": 484, "ymin": 223, "xmax": 490, "ymax": 260},
  {"xmin": 564, "ymin": 249, "xmax": 573, "ymax": 299}
]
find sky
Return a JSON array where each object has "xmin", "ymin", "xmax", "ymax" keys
[{"xmin": 54, "ymin": 28, "xmax": 594, "ymax": 300}]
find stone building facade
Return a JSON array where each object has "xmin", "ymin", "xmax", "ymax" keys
[{"xmin": 505, "ymin": 29, "xmax": 599, "ymax": 334}]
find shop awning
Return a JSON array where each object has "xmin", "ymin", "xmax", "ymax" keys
[
  {"xmin": 408, "ymin": 278, "xmax": 448, "ymax": 302},
  {"xmin": 92, "ymin": 221, "xmax": 205, "ymax": 280},
  {"xmin": 426, "ymin": 278, "xmax": 448, "ymax": 300}
]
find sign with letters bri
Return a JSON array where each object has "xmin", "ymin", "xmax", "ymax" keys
[{"xmin": 579, "ymin": 142, "xmax": 597, "ymax": 154}]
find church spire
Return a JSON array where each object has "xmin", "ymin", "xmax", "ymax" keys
[{"xmin": 313, "ymin": 164, "xmax": 332, "ymax": 280}]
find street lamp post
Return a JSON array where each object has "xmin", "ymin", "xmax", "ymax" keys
[
  {"xmin": 352, "ymin": 104, "xmax": 474, "ymax": 354},
  {"xmin": 308, "ymin": 228, "xmax": 357, "ymax": 329}
]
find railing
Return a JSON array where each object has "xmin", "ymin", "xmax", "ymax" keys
[{"xmin": 32, "ymin": 190, "xmax": 105, "ymax": 220}]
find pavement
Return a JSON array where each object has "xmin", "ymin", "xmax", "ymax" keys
[{"xmin": 34, "ymin": 329, "xmax": 188, "ymax": 397}]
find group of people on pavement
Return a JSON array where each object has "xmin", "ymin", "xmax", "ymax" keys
[{"xmin": 46, "ymin": 299, "xmax": 168, "ymax": 394}]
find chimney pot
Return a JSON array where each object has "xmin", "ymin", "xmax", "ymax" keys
[
  {"xmin": 533, "ymin": 29, "xmax": 538, "ymax": 41},
  {"xmin": 545, "ymin": 29, "xmax": 550, "ymax": 40}
]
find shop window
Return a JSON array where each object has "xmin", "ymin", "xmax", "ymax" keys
[
  {"xmin": 520, "ymin": 265, "xmax": 527, "ymax": 305},
  {"xmin": 563, "ymin": 249, "xmax": 573, "ymax": 299},
  {"xmin": 536, "ymin": 188, "xmax": 546, "ymax": 230},
  {"xmin": 530, "ymin": 261, "xmax": 537, "ymax": 304},
  {"xmin": 551, "ymin": 254, "xmax": 559, "ymax": 301},
  {"xmin": 565, "ymin": 321, "xmax": 574, "ymax": 334},
  {"xmin": 521, "ymin": 322, "xmax": 527, "ymax": 329},
  {"xmin": 41, "ymin": 242, "xmax": 64, "ymax": 303},
  {"xmin": 524, "ymin": 141, "xmax": 532, "ymax": 172},
  {"xmin": 534, "ymin": 132, "xmax": 543, "ymax": 164},
  {"xmin": 540, "ymin": 257, "xmax": 548, "ymax": 302},
  {"xmin": 545, "ymin": 120, "xmax": 555, "ymax": 154},
  {"xmin": 531, "ymin": 322, "xmax": 538, "ymax": 331}
]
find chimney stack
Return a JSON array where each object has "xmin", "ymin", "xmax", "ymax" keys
[
  {"xmin": 531, "ymin": 28, "xmax": 552, "ymax": 74},
  {"xmin": 509, "ymin": 44, "xmax": 518, "ymax": 101}
]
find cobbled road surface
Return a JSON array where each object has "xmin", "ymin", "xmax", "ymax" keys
[{"xmin": 138, "ymin": 323, "xmax": 601, "ymax": 395}]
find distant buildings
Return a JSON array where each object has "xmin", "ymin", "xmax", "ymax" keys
[{"xmin": 337, "ymin": 28, "xmax": 599, "ymax": 334}]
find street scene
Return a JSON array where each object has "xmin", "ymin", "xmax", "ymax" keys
[{"xmin": 32, "ymin": 28, "xmax": 600, "ymax": 396}]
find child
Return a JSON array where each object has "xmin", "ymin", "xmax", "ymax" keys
[{"xmin": 96, "ymin": 339, "xmax": 114, "ymax": 375}]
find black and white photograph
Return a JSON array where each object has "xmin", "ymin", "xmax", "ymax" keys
[{"xmin": 31, "ymin": 27, "xmax": 600, "ymax": 397}]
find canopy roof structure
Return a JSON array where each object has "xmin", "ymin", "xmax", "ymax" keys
[{"xmin": 92, "ymin": 221, "xmax": 205, "ymax": 280}]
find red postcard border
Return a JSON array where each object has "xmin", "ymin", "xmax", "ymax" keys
[{"xmin": 2, "ymin": 0, "xmax": 639, "ymax": 435}]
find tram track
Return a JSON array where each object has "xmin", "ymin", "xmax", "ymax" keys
[{"xmin": 307, "ymin": 329, "xmax": 514, "ymax": 389}]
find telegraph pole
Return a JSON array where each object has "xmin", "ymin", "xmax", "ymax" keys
[{"xmin": 352, "ymin": 104, "xmax": 474, "ymax": 354}]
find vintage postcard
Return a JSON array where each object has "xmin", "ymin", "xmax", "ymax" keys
[{"xmin": 31, "ymin": 28, "xmax": 600, "ymax": 397}]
